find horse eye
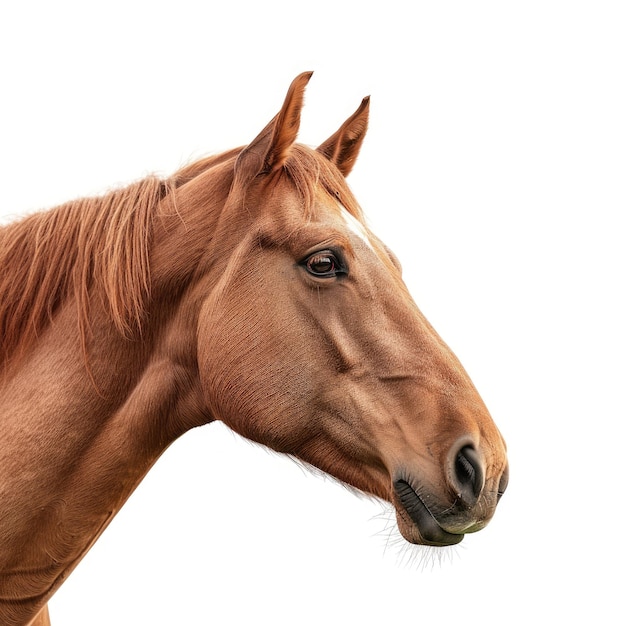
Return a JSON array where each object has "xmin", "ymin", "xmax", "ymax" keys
[{"xmin": 304, "ymin": 251, "xmax": 344, "ymax": 277}]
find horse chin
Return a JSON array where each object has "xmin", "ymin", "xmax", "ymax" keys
[{"xmin": 393, "ymin": 480, "xmax": 465, "ymax": 547}]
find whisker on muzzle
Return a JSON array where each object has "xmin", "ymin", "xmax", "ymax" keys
[{"xmin": 369, "ymin": 502, "xmax": 463, "ymax": 571}]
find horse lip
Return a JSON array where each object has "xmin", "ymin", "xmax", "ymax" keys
[{"xmin": 393, "ymin": 479, "xmax": 464, "ymax": 547}]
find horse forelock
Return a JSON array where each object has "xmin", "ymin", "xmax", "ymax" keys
[{"xmin": 281, "ymin": 144, "xmax": 364, "ymax": 223}]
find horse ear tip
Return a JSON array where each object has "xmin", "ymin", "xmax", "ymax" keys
[{"xmin": 289, "ymin": 71, "xmax": 314, "ymax": 94}]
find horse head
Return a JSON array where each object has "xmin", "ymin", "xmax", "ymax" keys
[{"xmin": 185, "ymin": 73, "xmax": 508, "ymax": 546}]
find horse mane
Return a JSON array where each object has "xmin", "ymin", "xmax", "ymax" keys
[
  {"xmin": 0, "ymin": 145, "xmax": 362, "ymax": 372},
  {"xmin": 0, "ymin": 176, "xmax": 171, "ymax": 369}
]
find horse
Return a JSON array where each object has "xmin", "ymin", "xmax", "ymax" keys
[{"xmin": 0, "ymin": 72, "xmax": 509, "ymax": 626}]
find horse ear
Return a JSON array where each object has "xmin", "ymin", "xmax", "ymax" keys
[
  {"xmin": 234, "ymin": 71, "xmax": 313, "ymax": 187},
  {"xmin": 317, "ymin": 96, "xmax": 370, "ymax": 177}
]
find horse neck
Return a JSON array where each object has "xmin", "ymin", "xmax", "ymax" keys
[
  {"xmin": 0, "ymin": 304, "xmax": 181, "ymax": 621},
  {"xmin": 0, "ymin": 179, "xmax": 227, "ymax": 625}
]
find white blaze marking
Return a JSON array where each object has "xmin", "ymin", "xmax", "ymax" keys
[{"xmin": 340, "ymin": 206, "xmax": 376, "ymax": 252}]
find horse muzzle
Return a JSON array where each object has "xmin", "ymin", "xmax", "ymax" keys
[
  {"xmin": 391, "ymin": 442, "xmax": 509, "ymax": 546},
  {"xmin": 393, "ymin": 479, "xmax": 465, "ymax": 546}
]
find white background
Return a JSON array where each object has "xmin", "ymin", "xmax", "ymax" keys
[{"xmin": 2, "ymin": 2, "xmax": 624, "ymax": 624}]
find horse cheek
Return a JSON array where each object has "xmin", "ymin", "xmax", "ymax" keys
[{"xmin": 195, "ymin": 289, "xmax": 308, "ymax": 451}]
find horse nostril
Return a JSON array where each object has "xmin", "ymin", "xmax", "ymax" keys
[
  {"xmin": 497, "ymin": 463, "xmax": 510, "ymax": 501},
  {"xmin": 453, "ymin": 445, "xmax": 485, "ymax": 506}
]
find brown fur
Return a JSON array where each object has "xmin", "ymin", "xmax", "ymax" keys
[{"xmin": 0, "ymin": 74, "xmax": 508, "ymax": 625}]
